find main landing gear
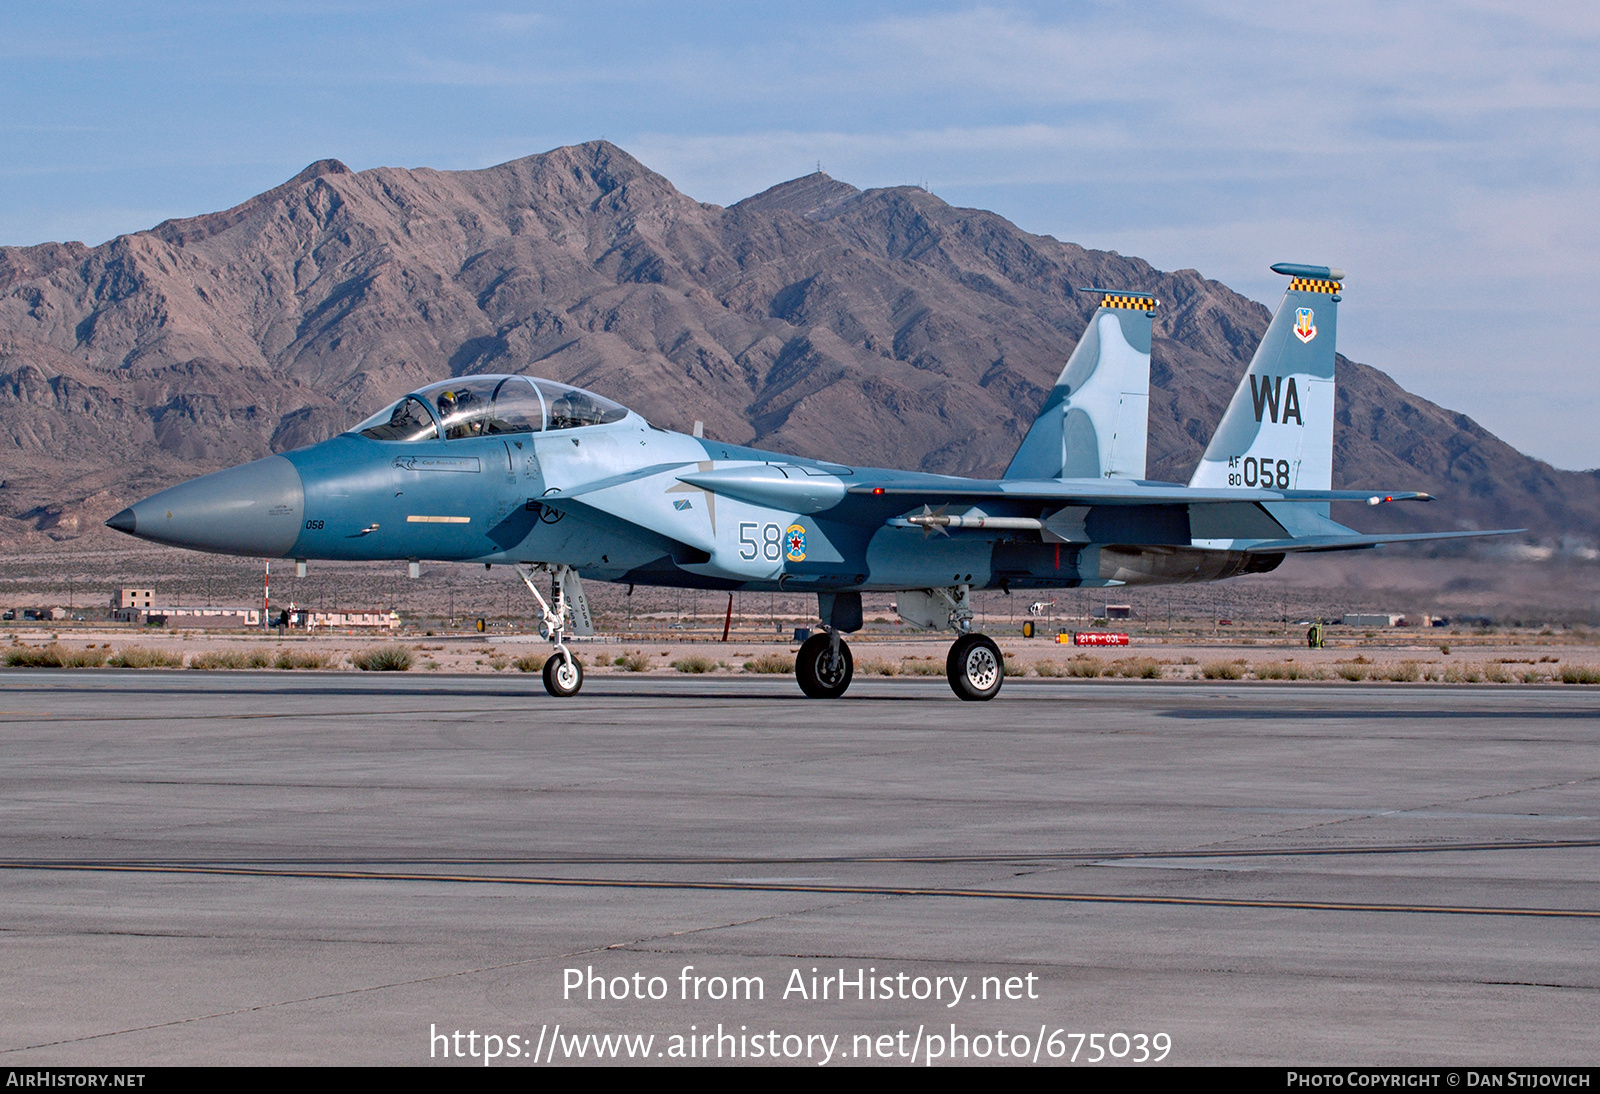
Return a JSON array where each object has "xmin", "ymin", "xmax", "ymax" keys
[
  {"xmin": 516, "ymin": 563, "xmax": 593, "ymax": 697},
  {"xmin": 947, "ymin": 632, "xmax": 1004, "ymax": 701},
  {"xmin": 793, "ymin": 587, "xmax": 1006, "ymax": 701},
  {"xmin": 796, "ymin": 631, "xmax": 854, "ymax": 698}
]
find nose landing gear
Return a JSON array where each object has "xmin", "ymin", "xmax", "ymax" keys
[
  {"xmin": 516, "ymin": 563, "xmax": 592, "ymax": 697},
  {"xmin": 542, "ymin": 652, "xmax": 583, "ymax": 697}
]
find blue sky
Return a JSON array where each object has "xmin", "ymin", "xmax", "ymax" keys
[{"xmin": 4, "ymin": 1, "xmax": 1597, "ymax": 468}]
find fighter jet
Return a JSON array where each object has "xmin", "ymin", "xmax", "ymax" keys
[{"xmin": 108, "ymin": 263, "xmax": 1509, "ymax": 700}]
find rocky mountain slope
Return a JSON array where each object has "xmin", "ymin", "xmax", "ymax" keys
[{"xmin": 2, "ymin": 140, "xmax": 1593, "ymax": 548}]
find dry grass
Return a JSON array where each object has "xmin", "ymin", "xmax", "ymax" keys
[
  {"xmin": 857, "ymin": 657, "xmax": 900, "ymax": 676},
  {"xmin": 1252, "ymin": 661, "xmax": 1320, "ymax": 680},
  {"xmin": 742, "ymin": 652, "xmax": 794, "ymax": 674},
  {"xmin": 4, "ymin": 643, "xmax": 109, "ymax": 668},
  {"xmin": 107, "ymin": 646, "xmax": 184, "ymax": 669},
  {"xmin": 1561, "ymin": 665, "xmax": 1600, "ymax": 684},
  {"xmin": 352, "ymin": 646, "xmax": 414, "ymax": 671},
  {"xmin": 614, "ymin": 651, "xmax": 656, "ymax": 672},
  {"xmin": 189, "ymin": 650, "xmax": 272, "ymax": 670},
  {"xmin": 1107, "ymin": 657, "xmax": 1163, "ymax": 679},
  {"xmin": 672, "ymin": 654, "xmax": 718, "ymax": 674},
  {"xmin": 274, "ymin": 649, "xmax": 335, "ymax": 670},
  {"xmin": 1201, "ymin": 661, "xmax": 1243, "ymax": 680},
  {"xmin": 1032, "ymin": 660, "xmax": 1065, "ymax": 677},
  {"xmin": 900, "ymin": 657, "xmax": 945, "ymax": 676}
]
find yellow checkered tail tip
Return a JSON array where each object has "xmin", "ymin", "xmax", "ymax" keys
[
  {"xmin": 1099, "ymin": 293, "xmax": 1160, "ymax": 311},
  {"xmin": 1287, "ymin": 277, "xmax": 1342, "ymax": 295}
]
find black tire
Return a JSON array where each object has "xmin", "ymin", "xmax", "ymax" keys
[
  {"xmin": 947, "ymin": 633, "xmax": 1004, "ymax": 701},
  {"xmin": 795, "ymin": 633, "xmax": 853, "ymax": 698},
  {"xmin": 542, "ymin": 653, "xmax": 583, "ymax": 697}
]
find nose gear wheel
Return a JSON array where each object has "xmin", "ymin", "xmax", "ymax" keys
[{"xmin": 543, "ymin": 653, "xmax": 583, "ymax": 697}]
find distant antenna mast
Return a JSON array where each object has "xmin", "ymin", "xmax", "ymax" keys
[{"xmin": 816, "ymin": 160, "xmax": 823, "ymax": 174}]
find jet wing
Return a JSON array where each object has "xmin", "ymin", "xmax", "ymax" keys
[
  {"xmin": 1240, "ymin": 529, "xmax": 1525, "ymax": 554},
  {"xmin": 845, "ymin": 478, "xmax": 1436, "ymax": 507}
]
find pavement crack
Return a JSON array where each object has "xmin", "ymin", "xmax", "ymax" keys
[{"xmin": 608, "ymin": 896, "xmax": 888, "ymax": 952}]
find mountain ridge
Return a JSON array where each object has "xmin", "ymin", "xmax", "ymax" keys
[{"xmin": 1, "ymin": 140, "xmax": 1592, "ymax": 549}]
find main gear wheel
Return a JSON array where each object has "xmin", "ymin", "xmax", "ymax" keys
[
  {"xmin": 795, "ymin": 633, "xmax": 854, "ymax": 699},
  {"xmin": 946, "ymin": 633, "xmax": 1004, "ymax": 701}
]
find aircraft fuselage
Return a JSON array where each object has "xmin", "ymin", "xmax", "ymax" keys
[{"xmin": 122, "ymin": 412, "xmax": 1271, "ymax": 594}]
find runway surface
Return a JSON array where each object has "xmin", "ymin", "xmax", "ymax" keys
[{"xmin": 1, "ymin": 671, "xmax": 1596, "ymax": 1066}]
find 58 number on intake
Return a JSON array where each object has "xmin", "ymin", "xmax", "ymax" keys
[{"xmin": 738, "ymin": 522, "xmax": 784, "ymax": 561}]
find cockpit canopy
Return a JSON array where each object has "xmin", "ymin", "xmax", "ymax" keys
[{"xmin": 352, "ymin": 376, "xmax": 629, "ymax": 442}]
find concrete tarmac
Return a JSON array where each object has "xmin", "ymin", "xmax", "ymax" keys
[{"xmin": 1, "ymin": 670, "xmax": 1596, "ymax": 1066}]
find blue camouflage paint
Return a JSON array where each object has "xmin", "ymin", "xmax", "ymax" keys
[{"xmin": 111, "ymin": 265, "xmax": 1510, "ymax": 600}]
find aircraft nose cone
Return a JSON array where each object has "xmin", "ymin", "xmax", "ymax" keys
[{"xmin": 113, "ymin": 455, "xmax": 306, "ymax": 556}]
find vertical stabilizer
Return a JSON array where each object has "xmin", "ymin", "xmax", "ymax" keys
[
  {"xmin": 1188, "ymin": 264, "xmax": 1341, "ymax": 492},
  {"xmin": 1005, "ymin": 292, "xmax": 1154, "ymax": 480}
]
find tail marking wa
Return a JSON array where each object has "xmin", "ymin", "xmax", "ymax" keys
[{"xmin": 1250, "ymin": 376, "xmax": 1302, "ymax": 425}]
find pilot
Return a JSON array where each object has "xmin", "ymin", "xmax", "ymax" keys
[
  {"xmin": 437, "ymin": 389, "xmax": 484, "ymax": 439},
  {"xmin": 549, "ymin": 392, "xmax": 596, "ymax": 430}
]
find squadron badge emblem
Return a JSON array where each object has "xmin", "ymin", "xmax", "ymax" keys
[
  {"xmin": 1293, "ymin": 307, "xmax": 1317, "ymax": 344},
  {"xmin": 785, "ymin": 524, "xmax": 807, "ymax": 562}
]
